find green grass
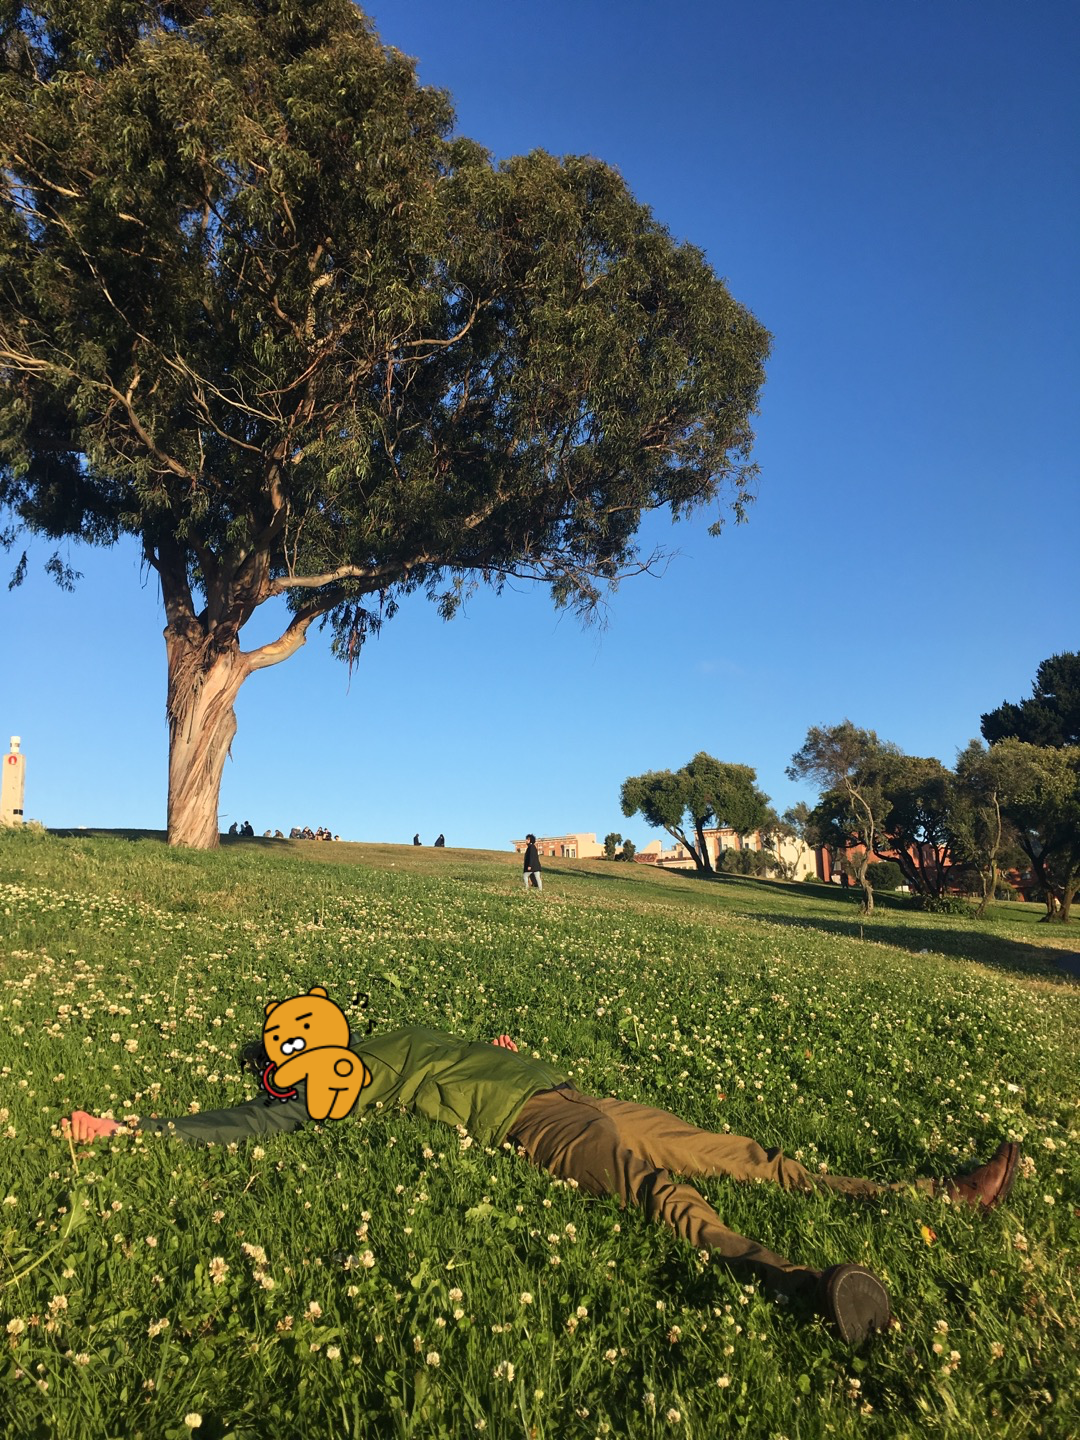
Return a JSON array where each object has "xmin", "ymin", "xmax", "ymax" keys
[{"xmin": 1, "ymin": 829, "xmax": 1077, "ymax": 1440}]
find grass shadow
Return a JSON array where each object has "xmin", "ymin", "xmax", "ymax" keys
[{"xmin": 748, "ymin": 908, "xmax": 1079, "ymax": 985}]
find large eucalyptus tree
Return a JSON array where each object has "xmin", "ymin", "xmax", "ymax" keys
[{"xmin": 1, "ymin": 0, "xmax": 769, "ymax": 845}]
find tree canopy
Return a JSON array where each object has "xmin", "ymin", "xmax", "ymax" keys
[
  {"xmin": 981, "ymin": 653, "xmax": 1080, "ymax": 749},
  {"xmin": 0, "ymin": 0, "xmax": 770, "ymax": 846},
  {"xmin": 620, "ymin": 753, "xmax": 770, "ymax": 875},
  {"xmin": 787, "ymin": 722, "xmax": 898, "ymax": 913}
]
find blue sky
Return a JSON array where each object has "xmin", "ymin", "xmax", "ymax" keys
[{"xmin": 2, "ymin": 0, "xmax": 1078, "ymax": 849}]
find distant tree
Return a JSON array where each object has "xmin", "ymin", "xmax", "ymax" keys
[
  {"xmin": 873, "ymin": 754, "xmax": 958, "ymax": 899},
  {"xmin": 620, "ymin": 839, "xmax": 636, "ymax": 862},
  {"xmin": 603, "ymin": 832, "xmax": 623, "ymax": 861},
  {"xmin": 720, "ymin": 846, "xmax": 774, "ymax": 877},
  {"xmin": 762, "ymin": 803, "xmax": 809, "ymax": 880},
  {"xmin": 787, "ymin": 722, "xmax": 899, "ymax": 914},
  {"xmin": 864, "ymin": 859, "xmax": 905, "ymax": 892},
  {"xmin": 0, "ymin": 0, "xmax": 769, "ymax": 848},
  {"xmin": 952, "ymin": 740, "xmax": 1018, "ymax": 918},
  {"xmin": 620, "ymin": 753, "xmax": 771, "ymax": 876},
  {"xmin": 981, "ymin": 654, "xmax": 1080, "ymax": 749},
  {"xmin": 986, "ymin": 739, "xmax": 1080, "ymax": 923}
]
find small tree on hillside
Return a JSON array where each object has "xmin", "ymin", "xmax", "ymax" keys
[
  {"xmin": 952, "ymin": 740, "xmax": 1016, "ymax": 918},
  {"xmin": 621, "ymin": 753, "xmax": 770, "ymax": 876},
  {"xmin": 603, "ymin": 832, "xmax": 623, "ymax": 861},
  {"xmin": 0, "ymin": 0, "xmax": 769, "ymax": 848},
  {"xmin": 620, "ymin": 839, "xmax": 636, "ymax": 862},
  {"xmin": 873, "ymin": 753, "xmax": 958, "ymax": 899},
  {"xmin": 987, "ymin": 739, "xmax": 1080, "ymax": 923},
  {"xmin": 787, "ymin": 722, "xmax": 898, "ymax": 914}
]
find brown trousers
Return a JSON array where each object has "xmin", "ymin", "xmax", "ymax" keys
[{"xmin": 508, "ymin": 1086, "xmax": 931, "ymax": 1294}]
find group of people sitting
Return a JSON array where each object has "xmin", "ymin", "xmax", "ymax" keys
[
  {"xmin": 289, "ymin": 826, "xmax": 338, "ymax": 841},
  {"xmin": 413, "ymin": 833, "xmax": 446, "ymax": 847}
]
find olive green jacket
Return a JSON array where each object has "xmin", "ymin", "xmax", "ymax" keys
[{"xmin": 137, "ymin": 1027, "xmax": 568, "ymax": 1147}]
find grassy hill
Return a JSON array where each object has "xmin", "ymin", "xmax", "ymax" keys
[{"xmin": 1, "ymin": 829, "xmax": 1077, "ymax": 1439}]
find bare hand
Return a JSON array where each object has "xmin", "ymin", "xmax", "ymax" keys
[
  {"xmin": 63, "ymin": 1111, "xmax": 121, "ymax": 1143},
  {"xmin": 491, "ymin": 1034, "xmax": 519, "ymax": 1052}
]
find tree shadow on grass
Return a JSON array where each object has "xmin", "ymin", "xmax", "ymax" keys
[{"xmin": 748, "ymin": 908, "xmax": 1080, "ymax": 986}]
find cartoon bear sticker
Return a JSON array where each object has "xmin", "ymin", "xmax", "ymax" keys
[{"xmin": 262, "ymin": 986, "xmax": 372, "ymax": 1122}]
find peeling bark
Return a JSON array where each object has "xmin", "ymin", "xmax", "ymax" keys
[{"xmin": 165, "ymin": 621, "xmax": 249, "ymax": 848}]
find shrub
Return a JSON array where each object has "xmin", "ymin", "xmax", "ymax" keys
[
  {"xmin": 918, "ymin": 894, "xmax": 973, "ymax": 917},
  {"xmin": 865, "ymin": 859, "xmax": 905, "ymax": 892}
]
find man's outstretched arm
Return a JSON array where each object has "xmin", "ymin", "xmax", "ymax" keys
[{"xmin": 62, "ymin": 1094, "xmax": 309, "ymax": 1146}]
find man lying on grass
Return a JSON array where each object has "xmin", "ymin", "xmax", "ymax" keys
[{"xmin": 63, "ymin": 1024, "xmax": 1020, "ymax": 1346}]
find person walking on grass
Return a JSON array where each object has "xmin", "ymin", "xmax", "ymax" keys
[
  {"xmin": 523, "ymin": 834, "xmax": 542, "ymax": 891},
  {"xmin": 64, "ymin": 1025, "xmax": 1019, "ymax": 1346}
]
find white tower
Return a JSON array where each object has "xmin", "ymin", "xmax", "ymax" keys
[{"xmin": 1, "ymin": 736, "xmax": 26, "ymax": 827}]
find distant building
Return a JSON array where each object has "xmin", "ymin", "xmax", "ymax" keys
[
  {"xmin": 511, "ymin": 832, "xmax": 604, "ymax": 860},
  {"xmin": 633, "ymin": 827, "xmax": 817, "ymax": 878}
]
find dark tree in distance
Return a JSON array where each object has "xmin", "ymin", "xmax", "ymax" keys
[
  {"xmin": 952, "ymin": 740, "xmax": 1018, "ymax": 918},
  {"xmin": 0, "ymin": 0, "xmax": 770, "ymax": 846},
  {"xmin": 983, "ymin": 739, "xmax": 1080, "ymax": 923},
  {"xmin": 872, "ymin": 753, "xmax": 958, "ymax": 900},
  {"xmin": 981, "ymin": 654, "xmax": 1080, "ymax": 750}
]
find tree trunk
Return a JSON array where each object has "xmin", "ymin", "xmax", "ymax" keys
[
  {"xmin": 694, "ymin": 820, "xmax": 714, "ymax": 874},
  {"xmin": 974, "ymin": 860, "xmax": 996, "ymax": 920},
  {"xmin": 852, "ymin": 852, "xmax": 874, "ymax": 914},
  {"xmin": 165, "ymin": 622, "xmax": 249, "ymax": 848}
]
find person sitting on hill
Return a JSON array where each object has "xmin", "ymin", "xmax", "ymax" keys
[
  {"xmin": 434, "ymin": 834, "xmax": 445, "ymax": 848},
  {"xmin": 63, "ymin": 1026, "xmax": 1019, "ymax": 1346}
]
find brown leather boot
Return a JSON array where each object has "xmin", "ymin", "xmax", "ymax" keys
[{"xmin": 942, "ymin": 1141, "xmax": 1021, "ymax": 1210}]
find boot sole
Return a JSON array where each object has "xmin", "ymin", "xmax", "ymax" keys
[{"xmin": 822, "ymin": 1265, "xmax": 891, "ymax": 1345}]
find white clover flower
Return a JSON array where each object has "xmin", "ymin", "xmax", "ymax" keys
[
  {"xmin": 425, "ymin": 1351, "xmax": 440, "ymax": 1367},
  {"xmin": 184, "ymin": 1416, "xmax": 202, "ymax": 1430}
]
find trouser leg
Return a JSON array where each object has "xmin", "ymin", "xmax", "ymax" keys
[
  {"xmin": 594, "ymin": 1095, "xmax": 930, "ymax": 1200},
  {"xmin": 508, "ymin": 1088, "xmax": 819, "ymax": 1295}
]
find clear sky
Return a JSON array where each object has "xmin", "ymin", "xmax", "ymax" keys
[{"xmin": 2, "ymin": 0, "xmax": 1078, "ymax": 850}]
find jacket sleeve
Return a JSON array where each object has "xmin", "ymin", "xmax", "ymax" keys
[{"xmin": 135, "ymin": 1095, "xmax": 308, "ymax": 1145}]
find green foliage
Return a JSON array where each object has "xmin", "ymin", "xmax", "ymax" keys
[
  {"xmin": 918, "ymin": 893, "xmax": 973, "ymax": 917},
  {"xmin": 603, "ymin": 832, "xmax": 622, "ymax": 861},
  {"xmin": 865, "ymin": 859, "xmax": 905, "ymax": 892},
  {"xmin": 981, "ymin": 653, "xmax": 1080, "ymax": 749},
  {"xmin": 0, "ymin": 1, "xmax": 770, "ymax": 842},
  {"xmin": 0, "ymin": 829, "xmax": 1077, "ymax": 1439},
  {"xmin": 986, "ymin": 738, "xmax": 1080, "ymax": 922},
  {"xmin": 788, "ymin": 722, "xmax": 898, "ymax": 912},
  {"xmin": 621, "ymin": 753, "xmax": 770, "ymax": 875},
  {"xmin": 719, "ymin": 845, "xmax": 774, "ymax": 876},
  {"xmin": 619, "ymin": 839, "xmax": 636, "ymax": 862}
]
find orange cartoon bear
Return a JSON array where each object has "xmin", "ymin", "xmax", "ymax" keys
[{"xmin": 262, "ymin": 987, "xmax": 372, "ymax": 1122}]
